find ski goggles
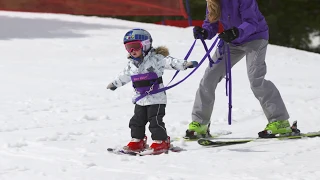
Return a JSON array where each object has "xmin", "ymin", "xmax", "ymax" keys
[{"xmin": 124, "ymin": 41, "xmax": 143, "ymax": 53}]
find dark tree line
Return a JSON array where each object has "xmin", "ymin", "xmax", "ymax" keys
[{"xmin": 118, "ymin": 0, "xmax": 320, "ymax": 53}]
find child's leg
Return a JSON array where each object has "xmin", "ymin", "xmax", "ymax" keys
[
  {"xmin": 129, "ymin": 104, "xmax": 148, "ymax": 139},
  {"xmin": 147, "ymin": 104, "xmax": 167, "ymax": 140}
]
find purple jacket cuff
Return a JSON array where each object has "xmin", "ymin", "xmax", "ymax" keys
[
  {"xmin": 237, "ymin": 22, "xmax": 256, "ymax": 41},
  {"xmin": 202, "ymin": 20, "xmax": 219, "ymax": 40}
]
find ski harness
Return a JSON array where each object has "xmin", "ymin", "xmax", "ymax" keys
[{"xmin": 131, "ymin": 36, "xmax": 233, "ymax": 125}]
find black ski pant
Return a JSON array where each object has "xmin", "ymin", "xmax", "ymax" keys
[{"xmin": 129, "ymin": 104, "xmax": 167, "ymax": 140}]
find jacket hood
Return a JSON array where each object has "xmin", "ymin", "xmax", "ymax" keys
[{"xmin": 154, "ymin": 46, "xmax": 169, "ymax": 57}]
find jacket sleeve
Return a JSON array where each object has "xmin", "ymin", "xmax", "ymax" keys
[
  {"xmin": 202, "ymin": 7, "xmax": 219, "ymax": 40},
  {"xmin": 161, "ymin": 55, "xmax": 188, "ymax": 71},
  {"xmin": 237, "ymin": 0, "xmax": 259, "ymax": 42},
  {"xmin": 112, "ymin": 62, "xmax": 132, "ymax": 87}
]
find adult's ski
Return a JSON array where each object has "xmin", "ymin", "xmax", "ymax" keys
[{"xmin": 197, "ymin": 131, "xmax": 320, "ymax": 147}]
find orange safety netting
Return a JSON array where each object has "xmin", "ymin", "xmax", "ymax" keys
[{"xmin": 0, "ymin": 0, "xmax": 188, "ymax": 18}]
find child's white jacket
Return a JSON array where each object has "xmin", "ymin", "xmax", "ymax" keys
[{"xmin": 112, "ymin": 46, "xmax": 189, "ymax": 106}]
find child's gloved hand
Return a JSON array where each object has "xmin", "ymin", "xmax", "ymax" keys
[
  {"xmin": 186, "ymin": 61, "xmax": 199, "ymax": 68},
  {"xmin": 107, "ymin": 82, "xmax": 117, "ymax": 91}
]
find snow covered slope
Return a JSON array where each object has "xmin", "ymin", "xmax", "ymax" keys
[{"xmin": 1, "ymin": 11, "xmax": 320, "ymax": 180}]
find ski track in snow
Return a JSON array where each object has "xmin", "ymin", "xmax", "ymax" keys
[{"xmin": 0, "ymin": 11, "xmax": 320, "ymax": 180}]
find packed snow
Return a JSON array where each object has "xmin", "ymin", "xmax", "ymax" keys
[{"xmin": 1, "ymin": 11, "xmax": 320, "ymax": 180}]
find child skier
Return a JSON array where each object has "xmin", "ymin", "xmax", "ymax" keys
[{"xmin": 107, "ymin": 28, "xmax": 198, "ymax": 153}]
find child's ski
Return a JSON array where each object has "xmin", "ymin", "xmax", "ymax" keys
[{"xmin": 107, "ymin": 146, "xmax": 185, "ymax": 156}]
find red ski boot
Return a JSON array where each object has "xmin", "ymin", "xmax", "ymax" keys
[
  {"xmin": 150, "ymin": 136, "xmax": 171, "ymax": 154},
  {"xmin": 124, "ymin": 136, "xmax": 147, "ymax": 152}
]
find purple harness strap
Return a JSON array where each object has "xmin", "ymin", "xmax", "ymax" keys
[
  {"xmin": 131, "ymin": 72, "xmax": 160, "ymax": 94},
  {"xmin": 225, "ymin": 43, "xmax": 232, "ymax": 125},
  {"xmin": 167, "ymin": 38, "xmax": 217, "ymax": 85},
  {"xmin": 134, "ymin": 37, "xmax": 233, "ymax": 125},
  {"xmin": 134, "ymin": 37, "xmax": 220, "ymax": 103},
  {"xmin": 203, "ymin": 39, "xmax": 233, "ymax": 125},
  {"xmin": 166, "ymin": 40, "xmax": 196, "ymax": 85},
  {"xmin": 201, "ymin": 39, "xmax": 233, "ymax": 125}
]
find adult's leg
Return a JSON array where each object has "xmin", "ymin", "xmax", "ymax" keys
[
  {"xmin": 192, "ymin": 44, "xmax": 246, "ymax": 124},
  {"xmin": 245, "ymin": 39, "xmax": 289, "ymax": 122}
]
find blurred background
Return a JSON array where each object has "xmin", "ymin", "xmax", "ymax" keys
[{"xmin": 0, "ymin": 0, "xmax": 319, "ymax": 54}]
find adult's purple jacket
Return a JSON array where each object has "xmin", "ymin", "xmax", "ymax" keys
[{"xmin": 203, "ymin": 0, "xmax": 269, "ymax": 45}]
